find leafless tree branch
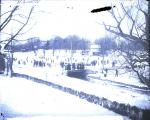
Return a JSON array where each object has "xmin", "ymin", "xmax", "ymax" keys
[
  {"xmin": 4, "ymin": 6, "xmax": 34, "ymax": 49},
  {"xmin": 0, "ymin": 6, "xmax": 19, "ymax": 31},
  {"xmin": 102, "ymin": 0, "xmax": 150, "ymax": 88}
]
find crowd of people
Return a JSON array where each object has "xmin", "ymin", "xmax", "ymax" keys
[{"xmin": 13, "ymin": 50, "xmax": 121, "ymax": 78}]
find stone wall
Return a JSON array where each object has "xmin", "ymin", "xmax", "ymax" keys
[{"xmin": 12, "ymin": 73, "xmax": 150, "ymax": 120}]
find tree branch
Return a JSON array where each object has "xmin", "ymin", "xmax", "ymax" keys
[
  {"xmin": 0, "ymin": 6, "xmax": 19, "ymax": 31},
  {"xmin": 4, "ymin": 6, "xmax": 34, "ymax": 49}
]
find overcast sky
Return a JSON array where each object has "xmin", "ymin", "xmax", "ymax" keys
[{"xmin": 1, "ymin": 0, "xmax": 135, "ymax": 42}]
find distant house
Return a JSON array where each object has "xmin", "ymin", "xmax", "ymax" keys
[{"xmin": 89, "ymin": 44, "xmax": 101, "ymax": 56}]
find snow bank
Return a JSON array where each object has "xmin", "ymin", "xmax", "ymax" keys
[
  {"xmin": 11, "ymin": 73, "xmax": 150, "ymax": 120},
  {"xmin": 0, "ymin": 76, "xmax": 128, "ymax": 120}
]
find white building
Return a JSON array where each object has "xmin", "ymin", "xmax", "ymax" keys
[{"xmin": 89, "ymin": 44, "xmax": 101, "ymax": 56}]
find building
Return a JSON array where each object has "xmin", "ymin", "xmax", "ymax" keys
[{"xmin": 89, "ymin": 44, "xmax": 101, "ymax": 56}]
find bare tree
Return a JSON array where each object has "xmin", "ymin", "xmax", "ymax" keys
[
  {"xmin": 103, "ymin": 0, "xmax": 150, "ymax": 88},
  {"xmin": 0, "ymin": 0, "xmax": 38, "ymax": 76}
]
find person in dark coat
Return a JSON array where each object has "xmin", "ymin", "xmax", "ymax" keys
[{"xmin": 115, "ymin": 69, "xmax": 118, "ymax": 77}]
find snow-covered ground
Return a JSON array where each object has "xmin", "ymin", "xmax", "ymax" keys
[
  {"xmin": 1, "ymin": 50, "xmax": 149, "ymax": 119},
  {"xmin": 0, "ymin": 76, "xmax": 129, "ymax": 120},
  {"xmin": 12, "ymin": 50, "xmax": 148, "ymax": 87},
  {"xmin": 87, "ymin": 68, "xmax": 146, "ymax": 87},
  {"xmin": 11, "ymin": 50, "xmax": 150, "ymax": 110},
  {"xmin": 12, "ymin": 65, "xmax": 150, "ymax": 110}
]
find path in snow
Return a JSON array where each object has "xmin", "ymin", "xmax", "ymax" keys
[{"xmin": 87, "ymin": 75, "xmax": 150, "ymax": 95}]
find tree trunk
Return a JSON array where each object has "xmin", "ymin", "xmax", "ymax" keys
[{"xmin": 148, "ymin": 1, "xmax": 150, "ymax": 66}]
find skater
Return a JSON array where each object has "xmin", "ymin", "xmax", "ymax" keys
[
  {"xmin": 115, "ymin": 69, "xmax": 118, "ymax": 77},
  {"xmin": 0, "ymin": 113, "xmax": 6, "ymax": 120},
  {"xmin": 104, "ymin": 68, "xmax": 108, "ymax": 77},
  {"xmin": 105, "ymin": 68, "xmax": 108, "ymax": 74},
  {"xmin": 112, "ymin": 61, "xmax": 115, "ymax": 67}
]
